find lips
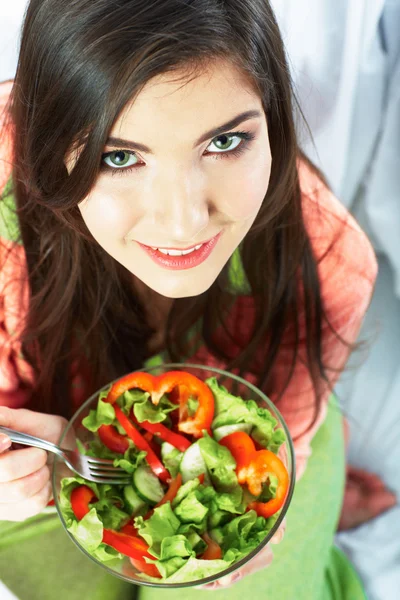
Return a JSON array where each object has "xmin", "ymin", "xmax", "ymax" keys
[{"xmin": 137, "ymin": 232, "xmax": 222, "ymax": 270}]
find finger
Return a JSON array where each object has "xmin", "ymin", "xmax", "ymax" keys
[
  {"xmin": 363, "ymin": 490, "xmax": 397, "ymax": 520},
  {"xmin": 0, "ymin": 432, "xmax": 12, "ymax": 453},
  {"xmin": 346, "ymin": 466, "xmax": 387, "ymax": 489},
  {"xmin": 270, "ymin": 519, "xmax": 286, "ymax": 545},
  {"xmin": 342, "ymin": 417, "xmax": 350, "ymax": 450},
  {"xmin": 214, "ymin": 546, "xmax": 273, "ymax": 588},
  {"xmin": 0, "ymin": 464, "xmax": 50, "ymax": 503},
  {"xmin": 0, "ymin": 406, "xmax": 68, "ymax": 446},
  {"xmin": 0, "ymin": 480, "xmax": 52, "ymax": 522},
  {"xmin": 0, "ymin": 446, "xmax": 47, "ymax": 482},
  {"xmin": 197, "ymin": 571, "xmax": 242, "ymax": 590}
]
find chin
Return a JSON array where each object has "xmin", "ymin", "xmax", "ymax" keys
[{"xmin": 144, "ymin": 272, "xmax": 218, "ymax": 299}]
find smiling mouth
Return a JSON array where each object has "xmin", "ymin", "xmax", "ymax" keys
[
  {"xmin": 149, "ymin": 243, "xmax": 204, "ymax": 256},
  {"xmin": 137, "ymin": 232, "xmax": 222, "ymax": 270}
]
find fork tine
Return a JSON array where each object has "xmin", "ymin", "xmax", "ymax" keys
[
  {"xmin": 87, "ymin": 463, "xmax": 125, "ymax": 472},
  {"xmin": 85, "ymin": 457, "xmax": 116, "ymax": 465},
  {"xmin": 87, "ymin": 475, "xmax": 131, "ymax": 485}
]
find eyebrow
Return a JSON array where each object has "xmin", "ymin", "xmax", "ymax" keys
[{"xmin": 106, "ymin": 109, "xmax": 262, "ymax": 154}]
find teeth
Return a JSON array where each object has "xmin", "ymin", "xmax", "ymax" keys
[{"xmin": 155, "ymin": 244, "xmax": 203, "ymax": 256}]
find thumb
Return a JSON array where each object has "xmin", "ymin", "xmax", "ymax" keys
[{"xmin": 0, "ymin": 406, "xmax": 68, "ymax": 446}]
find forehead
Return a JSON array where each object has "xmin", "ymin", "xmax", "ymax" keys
[{"xmin": 112, "ymin": 60, "xmax": 262, "ymax": 141}]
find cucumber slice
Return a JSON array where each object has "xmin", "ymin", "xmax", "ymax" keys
[
  {"xmin": 161, "ymin": 442, "xmax": 183, "ymax": 478},
  {"xmin": 133, "ymin": 465, "xmax": 165, "ymax": 504},
  {"xmin": 161, "ymin": 441, "xmax": 176, "ymax": 459},
  {"xmin": 180, "ymin": 442, "xmax": 209, "ymax": 484},
  {"xmin": 123, "ymin": 485, "xmax": 147, "ymax": 514},
  {"xmin": 212, "ymin": 422, "xmax": 252, "ymax": 441}
]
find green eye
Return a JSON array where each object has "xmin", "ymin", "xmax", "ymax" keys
[
  {"xmin": 102, "ymin": 150, "xmax": 138, "ymax": 169},
  {"xmin": 207, "ymin": 134, "xmax": 242, "ymax": 153}
]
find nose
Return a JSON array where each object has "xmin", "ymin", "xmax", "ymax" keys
[{"xmin": 146, "ymin": 165, "xmax": 210, "ymax": 242}]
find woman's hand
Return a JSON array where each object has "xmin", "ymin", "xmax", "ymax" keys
[
  {"xmin": 197, "ymin": 520, "xmax": 286, "ymax": 590},
  {"xmin": 338, "ymin": 465, "xmax": 397, "ymax": 531},
  {"xmin": 339, "ymin": 417, "xmax": 397, "ymax": 530},
  {"xmin": 0, "ymin": 406, "xmax": 68, "ymax": 522}
]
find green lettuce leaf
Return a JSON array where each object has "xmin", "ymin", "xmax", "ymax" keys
[
  {"xmin": 174, "ymin": 491, "xmax": 209, "ymax": 524},
  {"xmin": 186, "ymin": 530, "xmax": 207, "ymax": 555},
  {"xmin": 161, "ymin": 443, "xmax": 183, "ymax": 478},
  {"xmin": 177, "ymin": 519, "xmax": 207, "ymax": 535},
  {"xmin": 59, "ymin": 476, "xmax": 129, "ymax": 531},
  {"xmin": 67, "ymin": 511, "xmax": 122, "ymax": 565},
  {"xmin": 159, "ymin": 535, "xmax": 194, "ymax": 560},
  {"xmin": 154, "ymin": 556, "xmax": 187, "ymax": 578},
  {"xmin": 258, "ymin": 474, "xmax": 279, "ymax": 502},
  {"xmin": 117, "ymin": 389, "xmax": 150, "ymax": 415},
  {"xmin": 218, "ymin": 510, "xmax": 272, "ymax": 559},
  {"xmin": 163, "ymin": 556, "xmax": 234, "ymax": 583},
  {"xmin": 112, "ymin": 447, "xmax": 147, "ymax": 474},
  {"xmin": 117, "ymin": 389, "xmax": 178, "ymax": 424},
  {"xmin": 134, "ymin": 503, "xmax": 181, "ymax": 558},
  {"xmin": 187, "ymin": 396, "xmax": 199, "ymax": 417},
  {"xmin": 207, "ymin": 378, "xmax": 250, "ymax": 427},
  {"xmin": 81, "ymin": 399, "xmax": 116, "ymax": 432},
  {"xmin": 266, "ymin": 428, "xmax": 287, "ymax": 453},
  {"xmin": 197, "ymin": 432, "xmax": 240, "ymax": 494},
  {"xmin": 60, "ymin": 476, "xmax": 125, "ymax": 565},
  {"xmin": 207, "ymin": 378, "xmax": 285, "ymax": 452},
  {"xmin": 83, "ymin": 439, "xmax": 146, "ymax": 475},
  {"xmin": 84, "ymin": 440, "xmax": 128, "ymax": 460},
  {"xmin": 67, "ymin": 508, "xmax": 103, "ymax": 552},
  {"xmin": 172, "ymin": 479, "xmax": 201, "ymax": 508}
]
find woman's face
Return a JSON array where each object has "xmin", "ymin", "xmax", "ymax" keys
[{"xmin": 78, "ymin": 59, "xmax": 271, "ymax": 298}]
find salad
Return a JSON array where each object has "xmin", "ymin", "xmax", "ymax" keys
[{"xmin": 59, "ymin": 370, "xmax": 289, "ymax": 584}]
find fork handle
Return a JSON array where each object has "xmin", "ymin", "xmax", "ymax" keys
[{"xmin": 0, "ymin": 426, "xmax": 66, "ymax": 459}]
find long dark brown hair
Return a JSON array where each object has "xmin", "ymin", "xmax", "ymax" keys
[{"xmin": 2, "ymin": 0, "xmax": 340, "ymax": 428}]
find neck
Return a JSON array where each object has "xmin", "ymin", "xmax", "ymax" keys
[{"xmin": 132, "ymin": 276, "xmax": 174, "ymax": 353}]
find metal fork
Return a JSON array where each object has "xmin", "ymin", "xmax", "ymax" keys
[{"xmin": 0, "ymin": 426, "xmax": 131, "ymax": 485}]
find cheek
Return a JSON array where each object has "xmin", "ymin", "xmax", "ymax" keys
[
  {"xmin": 214, "ymin": 155, "xmax": 271, "ymax": 221},
  {"xmin": 78, "ymin": 184, "xmax": 140, "ymax": 242}
]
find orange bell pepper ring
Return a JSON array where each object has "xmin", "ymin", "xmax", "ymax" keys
[
  {"xmin": 105, "ymin": 370, "xmax": 215, "ymax": 439},
  {"xmin": 219, "ymin": 431, "xmax": 289, "ymax": 518}
]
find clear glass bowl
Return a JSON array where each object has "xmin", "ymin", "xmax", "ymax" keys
[{"xmin": 52, "ymin": 363, "xmax": 295, "ymax": 588}]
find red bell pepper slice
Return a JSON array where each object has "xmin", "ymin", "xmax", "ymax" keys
[
  {"xmin": 130, "ymin": 557, "xmax": 161, "ymax": 579},
  {"xmin": 141, "ymin": 472, "xmax": 183, "ymax": 522},
  {"xmin": 98, "ymin": 424, "xmax": 129, "ymax": 454},
  {"xmin": 142, "ymin": 431, "xmax": 162, "ymax": 457},
  {"xmin": 70, "ymin": 485, "xmax": 96, "ymax": 520},
  {"xmin": 121, "ymin": 522, "xmax": 138, "ymax": 536},
  {"xmin": 106, "ymin": 372, "xmax": 156, "ymax": 404},
  {"xmin": 219, "ymin": 432, "xmax": 289, "ymax": 518},
  {"xmin": 105, "ymin": 370, "xmax": 214, "ymax": 439},
  {"xmin": 201, "ymin": 532, "xmax": 222, "ymax": 560},
  {"xmin": 102, "ymin": 529, "xmax": 155, "ymax": 561},
  {"xmin": 219, "ymin": 431, "xmax": 256, "ymax": 483},
  {"xmin": 113, "ymin": 405, "xmax": 169, "ymax": 483},
  {"xmin": 132, "ymin": 416, "xmax": 191, "ymax": 452},
  {"xmin": 155, "ymin": 371, "xmax": 215, "ymax": 438},
  {"xmin": 70, "ymin": 485, "xmax": 157, "ymax": 563},
  {"xmin": 155, "ymin": 473, "xmax": 182, "ymax": 508}
]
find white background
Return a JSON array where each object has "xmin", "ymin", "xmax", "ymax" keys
[{"xmin": 1, "ymin": 2, "xmax": 399, "ymax": 599}]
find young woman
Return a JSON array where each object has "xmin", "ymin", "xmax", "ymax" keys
[{"xmin": 0, "ymin": 1, "xmax": 384, "ymax": 599}]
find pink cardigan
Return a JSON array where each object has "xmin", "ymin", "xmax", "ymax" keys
[{"xmin": 0, "ymin": 82, "xmax": 377, "ymax": 480}]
